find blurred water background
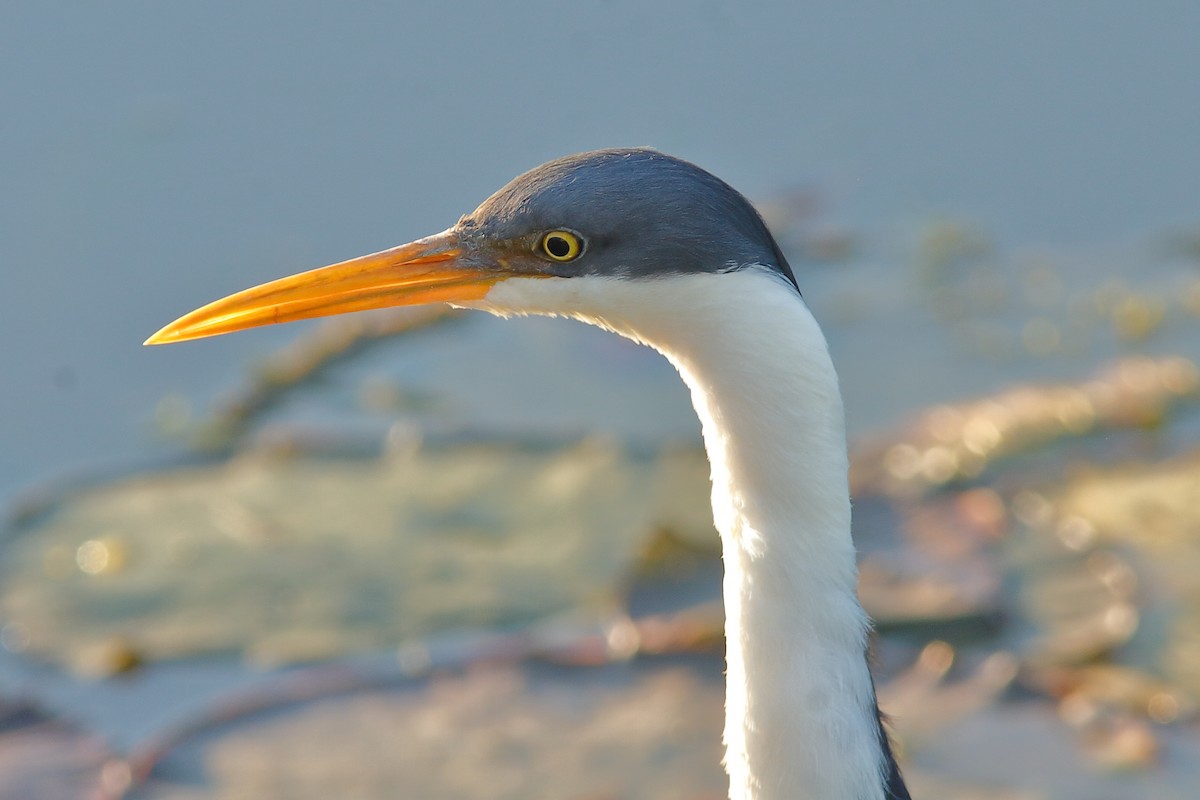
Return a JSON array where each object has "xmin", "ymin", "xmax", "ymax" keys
[{"xmin": 3, "ymin": 3, "xmax": 1200, "ymax": 798}]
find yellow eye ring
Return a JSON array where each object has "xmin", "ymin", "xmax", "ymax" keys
[{"xmin": 540, "ymin": 230, "xmax": 583, "ymax": 262}]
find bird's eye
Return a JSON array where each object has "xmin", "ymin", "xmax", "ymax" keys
[{"xmin": 540, "ymin": 230, "xmax": 584, "ymax": 262}]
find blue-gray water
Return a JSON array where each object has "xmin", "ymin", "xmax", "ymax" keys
[{"xmin": 4, "ymin": 1, "xmax": 1200, "ymax": 506}]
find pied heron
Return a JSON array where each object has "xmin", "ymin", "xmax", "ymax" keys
[{"xmin": 147, "ymin": 149, "xmax": 911, "ymax": 800}]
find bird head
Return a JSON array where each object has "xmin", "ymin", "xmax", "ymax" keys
[{"xmin": 145, "ymin": 148, "xmax": 796, "ymax": 345}]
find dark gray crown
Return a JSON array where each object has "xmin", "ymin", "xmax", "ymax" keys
[{"xmin": 462, "ymin": 148, "xmax": 798, "ymax": 289}]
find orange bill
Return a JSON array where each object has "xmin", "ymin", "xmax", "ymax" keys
[{"xmin": 145, "ymin": 230, "xmax": 500, "ymax": 345}]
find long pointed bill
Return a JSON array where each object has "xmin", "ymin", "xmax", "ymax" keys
[{"xmin": 145, "ymin": 231, "xmax": 499, "ymax": 345}]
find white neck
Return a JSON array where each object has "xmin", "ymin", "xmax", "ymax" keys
[{"xmin": 472, "ymin": 269, "xmax": 889, "ymax": 800}]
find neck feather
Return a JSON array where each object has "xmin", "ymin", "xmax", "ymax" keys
[{"xmin": 475, "ymin": 269, "xmax": 900, "ymax": 800}]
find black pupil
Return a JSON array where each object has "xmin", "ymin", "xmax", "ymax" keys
[{"xmin": 546, "ymin": 235, "xmax": 572, "ymax": 258}]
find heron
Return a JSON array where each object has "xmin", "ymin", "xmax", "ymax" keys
[{"xmin": 146, "ymin": 148, "xmax": 911, "ymax": 800}]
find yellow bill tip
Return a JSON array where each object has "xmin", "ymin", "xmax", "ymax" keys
[{"xmin": 143, "ymin": 327, "xmax": 187, "ymax": 346}]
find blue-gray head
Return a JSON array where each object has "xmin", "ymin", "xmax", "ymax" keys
[
  {"xmin": 146, "ymin": 148, "xmax": 797, "ymax": 344},
  {"xmin": 462, "ymin": 148, "xmax": 798, "ymax": 287}
]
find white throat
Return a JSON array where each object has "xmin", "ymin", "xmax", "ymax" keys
[{"xmin": 471, "ymin": 269, "xmax": 888, "ymax": 800}]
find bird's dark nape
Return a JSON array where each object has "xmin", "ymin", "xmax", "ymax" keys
[
  {"xmin": 873, "ymin": 695, "xmax": 912, "ymax": 799},
  {"xmin": 766, "ymin": 233, "xmax": 801, "ymax": 294}
]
